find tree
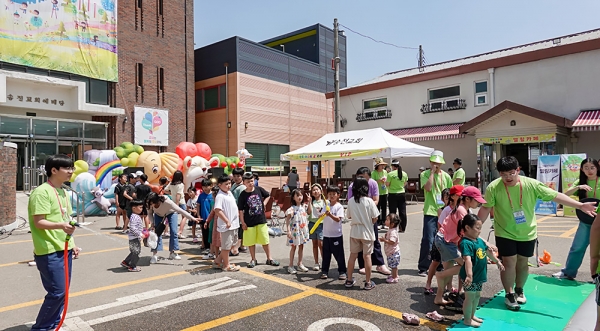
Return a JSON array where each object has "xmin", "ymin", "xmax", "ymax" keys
[
  {"xmin": 58, "ymin": 21, "xmax": 66, "ymax": 39},
  {"xmin": 101, "ymin": 11, "xmax": 108, "ymax": 23}
]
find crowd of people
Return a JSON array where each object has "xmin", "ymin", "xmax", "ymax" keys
[{"xmin": 26, "ymin": 151, "xmax": 600, "ymax": 330}]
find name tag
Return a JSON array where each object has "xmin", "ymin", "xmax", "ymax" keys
[
  {"xmin": 435, "ymin": 194, "xmax": 444, "ymax": 206},
  {"xmin": 513, "ymin": 210, "xmax": 527, "ymax": 224}
]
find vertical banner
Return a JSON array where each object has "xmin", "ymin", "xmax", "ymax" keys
[
  {"xmin": 561, "ymin": 154, "xmax": 587, "ymax": 217},
  {"xmin": 535, "ymin": 155, "xmax": 561, "ymax": 215},
  {"xmin": 134, "ymin": 107, "xmax": 169, "ymax": 146}
]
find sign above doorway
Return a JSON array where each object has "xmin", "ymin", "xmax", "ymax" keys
[{"xmin": 477, "ymin": 133, "xmax": 556, "ymax": 145}]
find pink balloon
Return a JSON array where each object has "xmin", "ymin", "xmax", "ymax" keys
[
  {"xmin": 176, "ymin": 142, "xmax": 197, "ymax": 160},
  {"xmin": 153, "ymin": 116, "xmax": 162, "ymax": 126},
  {"xmin": 195, "ymin": 142, "xmax": 212, "ymax": 160}
]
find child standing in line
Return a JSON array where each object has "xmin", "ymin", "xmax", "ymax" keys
[
  {"xmin": 379, "ymin": 213, "xmax": 401, "ymax": 283},
  {"xmin": 286, "ymin": 189, "xmax": 310, "ymax": 274},
  {"xmin": 213, "ymin": 175, "xmax": 241, "ymax": 272},
  {"xmin": 320, "ymin": 186, "xmax": 347, "ymax": 280},
  {"xmin": 186, "ymin": 187, "xmax": 200, "ymax": 244},
  {"xmin": 121, "ymin": 200, "xmax": 145, "ymax": 272},
  {"xmin": 197, "ymin": 179, "xmax": 213, "ymax": 252},
  {"xmin": 307, "ymin": 184, "xmax": 326, "ymax": 271},
  {"xmin": 458, "ymin": 214, "xmax": 504, "ymax": 327}
]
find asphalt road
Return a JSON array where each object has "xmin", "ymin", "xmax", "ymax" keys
[{"xmin": 0, "ymin": 203, "xmax": 586, "ymax": 331}]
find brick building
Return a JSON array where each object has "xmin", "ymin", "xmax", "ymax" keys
[{"xmin": 0, "ymin": 0, "xmax": 194, "ymax": 190}]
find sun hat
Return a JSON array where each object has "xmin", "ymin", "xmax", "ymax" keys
[
  {"xmin": 449, "ymin": 185, "xmax": 464, "ymax": 196},
  {"xmin": 374, "ymin": 157, "xmax": 388, "ymax": 167},
  {"xmin": 462, "ymin": 186, "xmax": 487, "ymax": 204},
  {"xmin": 429, "ymin": 150, "xmax": 445, "ymax": 164}
]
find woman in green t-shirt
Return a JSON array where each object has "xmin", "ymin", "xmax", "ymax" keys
[
  {"xmin": 554, "ymin": 158, "xmax": 600, "ymax": 280},
  {"xmin": 388, "ymin": 160, "xmax": 408, "ymax": 231},
  {"xmin": 371, "ymin": 158, "xmax": 389, "ymax": 228}
]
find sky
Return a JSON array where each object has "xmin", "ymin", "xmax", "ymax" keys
[{"xmin": 194, "ymin": 0, "xmax": 600, "ymax": 87}]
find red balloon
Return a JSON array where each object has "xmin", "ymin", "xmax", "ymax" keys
[
  {"xmin": 195, "ymin": 143, "xmax": 212, "ymax": 160},
  {"xmin": 176, "ymin": 142, "xmax": 197, "ymax": 160},
  {"xmin": 237, "ymin": 162, "xmax": 244, "ymax": 168},
  {"xmin": 210, "ymin": 160, "xmax": 219, "ymax": 167},
  {"xmin": 220, "ymin": 161, "xmax": 227, "ymax": 168}
]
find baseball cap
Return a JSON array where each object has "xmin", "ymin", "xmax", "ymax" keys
[
  {"xmin": 449, "ymin": 185, "xmax": 464, "ymax": 196},
  {"xmin": 429, "ymin": 150, "xmax": 445, "ymax": 164},
  {"xmin": 419, "ymin": 166, "xmax": 426, "ymax": 171},
  {"xmin": 127, "ymin": 173, "xmax": 137, "ymax": 179},
  {"xmin": 462, "ymin": 186, "xmax": 486, "ymax": 204}
]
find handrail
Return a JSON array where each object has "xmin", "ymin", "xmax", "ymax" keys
[{"xmin": 61, "ymin": 184, "xmax": 86, "ymax": 225}]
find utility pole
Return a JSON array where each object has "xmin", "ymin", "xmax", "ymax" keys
[
  {"xmin": 333, "ymin": 18, "xmax": 340, "ymax": 133},
  {"xmin": 418, "ymin": 45, "xmax": 424, "ymax": 71}
]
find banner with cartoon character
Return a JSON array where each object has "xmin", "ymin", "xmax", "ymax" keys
[
  {"xmin": 562, "ymin": 153, "xmax": 587, "ymax": 217},
  {"xmin": 134, "ymin": 106, "xmax": 168, "ymax": 146},
  {"xmin": 0, "ymin": 0, "xmax": 118, "ymax": 81}
]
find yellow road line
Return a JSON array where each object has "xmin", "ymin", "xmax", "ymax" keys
[
  {"xmin": 560, "ymin": 225, "xmax": 579, "ymax": 238},
  {"xmin": 538, "ymin": 234, "xmax": 574, "ymax": 239},
  {"xmin": 536, "ymin": 216, "xmax": 554, "ymax": 223},
  {"xmin": 0, "ymin": 247, "xmax": 129, "ymax": 268},
  {"xmin": 182, "ymin": 291, "xmax": 314, "ymax": 331},
  {"xmin": 238, "ymin": 268, "xmax": 445, "ymax": 330},
  {"xmin": 0, "ymin": 267, "xmax": 207, "ymax": 313},
  {"xmin": 0, "ymin": 233, "xmax": 97, "ymax": 246},
  {"xmin": 407, "ymin": 211, "xmax": 423, "ymax": 216}
]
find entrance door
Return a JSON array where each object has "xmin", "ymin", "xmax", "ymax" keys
[
  {"xmin": 505, "ymin": 144, "xmax": 530, "ymax": 177},
  {"xmin": 15, "ymin": 140, "xmax": 31, "ymax": 191},
  {"xmin": 480, "ymin": 144, "xmax": 493, "ymax": 190},
  {"xmin": 58, "ymin": 141, "xmax": 83, "ymax": 162}
]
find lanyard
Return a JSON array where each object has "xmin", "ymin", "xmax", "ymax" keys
[
  {"xmin": 47, "ymin": 181, "xmax": 68, "ymax": 220},
  {"xmin": 504, "ymin": 180, "xmax": 523, "ymax": 210}
]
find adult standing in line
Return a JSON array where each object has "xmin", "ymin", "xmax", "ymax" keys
[
  {"xmin": 417, "ymin": 150, "xmax": 453, "ymax": 277},
  {"xmin": 589, "ymin": 207, "xmax": 600, "ymax": 331},
  {"xmin": 371, "ymin": 158, "xmax": 389, "ymax": 228},
  {"xmin": 452, "ymin": 158, "xmax": 466, "ymax": 186},
  {"xmin": 286, "ymin": 167, "xmax": 299, "ymax": 192},
  {"xmin": 478, "ymin": 156, "xmax": 597, "ymax": 310},
  {"xmin": 388, "ymin": 160, "xmax": 408, "ymax": 232},
  {"xmin": 230, "ymin": 168, "xmax": 247, "ymax": 255},
  {"xmin": 28, "ymin": 154, "xmax": 77, "ymax": 331},
  {"xmin": 347, "ymin": 167, "xmax": 392, "ymax": 276}
]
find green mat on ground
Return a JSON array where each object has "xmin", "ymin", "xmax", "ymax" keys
[{"xmin": 447, "ymin": 275, "xmax": 595, "ymax": 331}]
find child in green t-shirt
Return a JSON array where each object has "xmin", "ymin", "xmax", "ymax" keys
[{"xmin": 458, "ymin": 214, "xmax": 504, "ymax": 327}]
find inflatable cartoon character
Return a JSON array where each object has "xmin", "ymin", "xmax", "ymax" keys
[
  {"xmin": 183, "ymin": 155, "xmax": 220, "ymax": 190},
  {"xmin": 136, "ymin": 151, "xmax": 181, "ymax": 184},
  {"xmin": 90, "ymin": 186, "xmax": 115, "ymax": 215},
  {"xmin": 236, "ymin": 148, "xmax": 253, "ymax": 168}
]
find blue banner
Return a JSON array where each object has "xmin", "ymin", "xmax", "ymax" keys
[{"xmin": 535, "ymin": 155, "xmax": 561, "ymax": 215}]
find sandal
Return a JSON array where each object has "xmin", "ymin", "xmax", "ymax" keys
[
  {"xmin": 425, "ymin": 311, "xmax": 444, "ymax": 322},
  {"xmin": 344, "ymin": 279, "xmax": 356, "ymax": 288},
  {"xmin": 248, "ymin": 260, "xmax": 256, "ymax": 268},
  {"xmin": 364, "ymin": 280, "xmax": 376, "ymax": 290},
  {"xmin": 424, "ymin": 287, "xmax": 434, "ymax": 295},
  {"xmin": 222, "ymin": 264, "xmax": 240, "ymax": 272},
  {"xmin": 212, "ymin": 262, "xmax": 222, "ymax": 269},
  {"xmin": 266, "ymin": 259, "xmax": 280, "ymax": 266},
  {"xmin": 402, "ymin": 313, "xmax": 420, "ymax": 326}
]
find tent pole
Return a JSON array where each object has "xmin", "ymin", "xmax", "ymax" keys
[
  {"xmin": 327, "ymin": 160, "xmax": 330, "ymax": 186},
  {"xmin": 279, "ymin": 161, "xmax": 282, "ymax": 189}
]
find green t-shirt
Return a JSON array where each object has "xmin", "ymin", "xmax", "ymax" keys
[
  {"xmin": 371, "ymin": 169, "xmax": 388, "ymax": 195},
  {"xmin": 388, "ymin": 170, "xmax": 408, "ymax": 194},
  {"xmin": 28, "ymin": 183, "xmax": 75, "ymax": 256},
  {"xmin": 459, "ymin": 237, "xmax": 489, "ymax": 284},
  {"xmin": 483, "ymin": 176, "xmax": 558, "ymax": 241},
  {"xmin": 308, "ymin": 199, "xmax": 326, "ymax": 223},
  {"xmin": 453, "ymin": 168, "xmax": 466, "ymax": 186},
  {"xmin": 231, "ymin": 182, "xmax": 246, "ymax": 202},
  {"xmin": 420, "ymin": 170, "xmax": 453, "ymax": 217},
  {"xmin": 570, "ymin": 179, "xmax": 600, "ymax": 199}
]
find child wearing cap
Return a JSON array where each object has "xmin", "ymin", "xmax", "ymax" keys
[{"xmin": 433, "ymin": 186, "xmax": 487, "ymax": 306}]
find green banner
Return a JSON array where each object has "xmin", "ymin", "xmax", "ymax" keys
[{"xmin": 561, "ymin": 154, "xmax": 586, "ymax": 217}]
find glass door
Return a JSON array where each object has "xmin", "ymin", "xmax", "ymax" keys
[
  {"xmin": 58, "ymin": 140, "xmax": 83, "ymax": 161},
  {"xmin": 480, "ymin": 144, "xmax": 493, "ymax": 192}
]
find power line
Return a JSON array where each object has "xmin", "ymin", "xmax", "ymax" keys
[{"xmin": 339, "ymin": 23, "xmax": 419, "ymax": 50}]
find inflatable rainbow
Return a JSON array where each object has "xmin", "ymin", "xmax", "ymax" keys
[{"xmin": 95, "ymin": 160, "xmax": 122, "ymax": 185}]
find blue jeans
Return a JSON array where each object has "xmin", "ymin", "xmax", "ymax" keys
[
  {"xmin": 32, "ymin": 250, "xmax": 73, "ymax": 331},
  {"xmin": 418, "ymin": 215, "xmax": 438, "ymax": 272},
  {"xmin": 561, "ymin": 221, "xmax": 591, "ymax": 278},
  {"xmin": 153, "ymin": 213, "xmax": 179, "ymax": 252}
]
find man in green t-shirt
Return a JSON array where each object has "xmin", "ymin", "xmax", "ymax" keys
[
  {"xmin": 417, "ymin": 150, "xmax": 453, "ymax": 276},
  {"xmin": 478, "ymin": 156, "xmax": 596, "ymax": 311},
  {"xmin": 388, "ymin": 159, "xmax": 408, "ymax": 232},
  {"xmin": 28, "ymin": 154, "xmax": 77, "ymax": 331},
  {"xmin": 590, "ymin": 206, "xmax": 600, "ymax": 331},
  {"xmin": 452, "ymin": 158, "xmax": 466, "ymax": 186}
]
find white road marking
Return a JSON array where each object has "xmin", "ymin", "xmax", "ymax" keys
[{"xmin": 307, "ymin": 317, "xmax": 381, "ymax": 331}]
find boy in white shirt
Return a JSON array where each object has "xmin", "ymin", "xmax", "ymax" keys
[
  {"xmin": 320, "ymin": 186, "xmax": 347, "ymax": 280},
  {"xmin": 213, "ymin": 174, "xmax": 241, "ymax": 272}
]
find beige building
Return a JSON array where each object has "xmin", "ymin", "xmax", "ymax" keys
[{"xmin": 329, "ymin": 28, "xmax": 600, "ymax": 188}]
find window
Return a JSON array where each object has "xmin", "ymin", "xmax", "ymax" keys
[
  {"xmin": 429, "ymin": 86, "xmax": 460, "ymax": 100},
  {"xmin": 158, "ymin": 68, "xmax": 164, "ymax": 90},
  {"xmin": 135, "ymin": 0, "xmax": 143, "ymax": 30},
  {"xmin": 196, "ymin": 84, "xmax": 226, "ymax": 111},
  {"xmin": 245, "ymin": 143, "xmax": 290, "ymax": 175},
  {"xmin": 158, "ymin": 0, "xmax": 163, "ymax": 15},
  {"xmin": 474, "ymin": 80, "xmax": 488, "ymax": 106},
  {"xmin": 157, "ymin": 0, "xmax": 164, "ymax": 37},
  {"xmin": 136, "ymin": 63, "xmax": 143, "ymax": 87},
  {"xmin": 363, "ymin": 97, "xmax": 387, "ymax": 110},
  {"xmin": 427, "ymin": 85, "xmax": 462, "ymax": 111}
]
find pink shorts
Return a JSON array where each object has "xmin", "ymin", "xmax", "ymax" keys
[{"xmin": 211, "ymin": 220, "xmax": 221, "ymax": 247}]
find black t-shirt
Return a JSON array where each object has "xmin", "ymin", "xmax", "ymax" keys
[
  {"xmin": 124, "ymin": 184, "xmax": 136, "ymax": 209},
  {"xmin": 237, "ymin": 188, "xmax": 269, "ymax": 227},
  {"xmin": 114, "ymin": 183, "xmax": 124, "ymax": 204},
  {"xmin": 135, "ymin": 184, "xmax": 152, "ymax": 203}
]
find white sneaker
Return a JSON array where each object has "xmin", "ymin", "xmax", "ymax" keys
[
  {"xmin": 287, "ymin": 266, "xmax": 297, "ymax": 274},
  {"xmin": 169, "ymin": 253, "xmax": 181, "ymax": 260},
  {"xmin": 504, "ymin": 293, "xmax": 521, "ymax": 310},
  {"xmin": 297, "ymin": 264, "xmax": 309, "ymax": 272},
  {"xmin": 150, "ymin": 255, "xmax": 158, "ymax": 264},
  {"xmin": 202, "ymin": 253, "xmax": 215, "ymax": 260},
  {"xmin": 313, "ymin": 264, "xmax": 320, "ymax": 271},
  {"xmin": 552, "ymin": 271, "xmax": 571, "ymax": 279}
]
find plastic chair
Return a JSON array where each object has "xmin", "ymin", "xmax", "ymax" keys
[{"xmin": 406, "ymin": 182, "xmax": 419, "ymax": 204}]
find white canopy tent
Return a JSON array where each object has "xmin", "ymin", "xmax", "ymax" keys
[{"xmin": 280, "ymin": 127, "xmax": 434, "ymax": 161}]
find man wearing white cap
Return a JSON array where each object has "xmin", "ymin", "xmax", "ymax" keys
[{"xmin": 417, "ymin": 150, "xmax": 453, "ymax": 276}]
